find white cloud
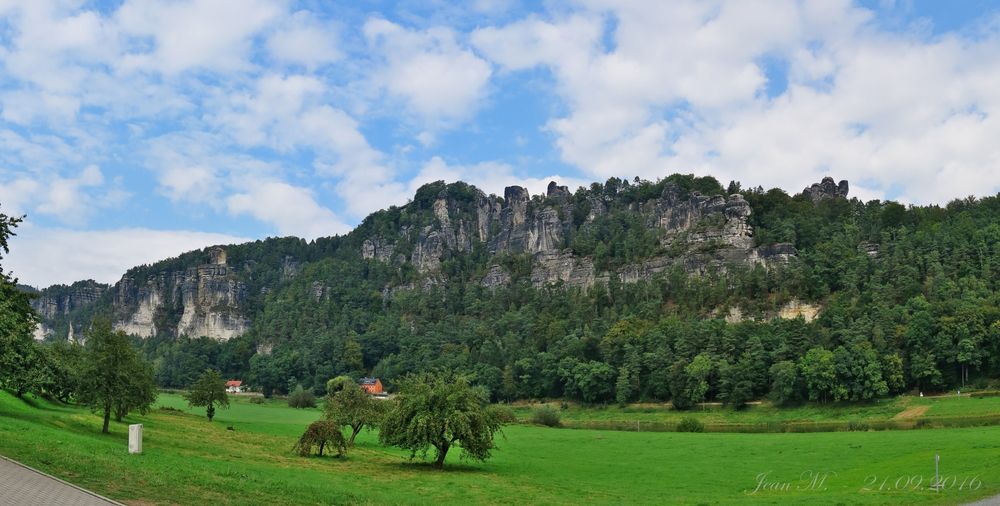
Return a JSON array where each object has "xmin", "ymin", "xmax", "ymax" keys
[
  {"xmin": 0, "ymin": 165, "xmax": 125, "ymax": 225},
  {"xmin": 364, "ymin": 18, "xmax": 493, "ymax": 125},
  {"xmin": 226, "ymin": 180, "xmax": 350, "ymax": 239},
  {"xmin": 267, "ymin": 10, "xmax": 342, "ymax": 68},
  {"xmin": 411, "ymin": 156, "xmax": 592, "ymax": 198},
  {"xmin": 471, "ymin": 1, "xmax": 1000, "ymax": 203},
  {"xmin": 5, "ymin": 225, "xmax": 249, "ymax": 287},
  {"xmin": 115, "ymin": 0, "xmax": 282, "ymax": 74}
]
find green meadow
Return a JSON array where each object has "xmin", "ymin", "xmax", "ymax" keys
[
  {"xmin": 513, "ymin": 394, "xmax": 1000, "ymax": 429},
  {"xmin": 2, "ymin": 391, "xmax": 999, "ymax": 505}
]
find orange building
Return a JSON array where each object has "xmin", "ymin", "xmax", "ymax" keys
[{"xmin": 359, "ymin": 377, "xmax": 383, "ymax": 394}]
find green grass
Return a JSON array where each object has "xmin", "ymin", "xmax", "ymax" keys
[
  {"xmin": 511, "ymin": 394, "xmax": 1000, "ymax": 430},
  {"xmin": 2, "ymin": 391, "xmax": 999, "ymax": 505}
]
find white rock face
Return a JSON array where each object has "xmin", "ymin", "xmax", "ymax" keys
[
  {"xmin": 117, "ymin": 289, "xmax": 160, "ymax": 338},
  {"xmin": 112, "ymin": 251, "xmax": 250, "ymax": 341},
  {"xmin": 32, "ymin": 323, "xmax": 50, "ymax": 341},
  {"xmin": 778, "ymin": 299, "xmax": 821, "ymax": 322}
]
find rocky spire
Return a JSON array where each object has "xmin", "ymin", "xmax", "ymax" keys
[{"xmin": 801, "ymin": 177, "xmax": 849, "ymax": 203}]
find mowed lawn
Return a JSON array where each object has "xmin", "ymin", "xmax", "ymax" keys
[{"xmin": 1, "ymin": 392, "xmax": 999, "ymax": 505}]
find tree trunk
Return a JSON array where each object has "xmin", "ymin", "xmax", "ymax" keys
[
  {"xmin": 207, "ymin": 404, "xmax": 215, "ymax": 421},
  {"xmin": 434, "ymin": 441, "xmax": 450, "ymax": 469},
  {"xmin": 349, "ymin": 424, "xmax": 363, "ymax": 444},
  {"xmin": 102, "ymin": 403, "xmax": 111, "ymax": 434},
  {"xmin": 318, "ymin": 441, "xmax": 325, "ymax": 457}
]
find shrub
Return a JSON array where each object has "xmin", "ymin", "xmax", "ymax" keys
[
  {"xmin": 288, "ymin": 385, "xmax": 316, "ymax": 409},
  {"xmin": 249, "ymin": 396, "xmax": 264, "ymax": 404},
  {"xmin": 847, "ymin": 420, "xmax": 870, "ymax": 432},
  {"xmin": 530, "ymin": 405, "xmax": 562, "ymax": 427},
  {"xmin": 294, "ymin": 420, "xmax": 347, "ymax": 457},
  {"xmin": 676, "ymin": 416, "xmax": 705, "ymax": 433}
]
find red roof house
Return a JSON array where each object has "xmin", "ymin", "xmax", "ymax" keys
[{"xmin": 359, "ymin": 377, "xmax": 383, "ymax": 395}]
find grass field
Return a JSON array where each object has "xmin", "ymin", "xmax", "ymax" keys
[
  {"xmin": 512, "ymin": 395, "xmax": 1000, "ymax": 431},
  {"xmin": 2, "ymin": 391, "xmax": 999, "ymax": 505}
]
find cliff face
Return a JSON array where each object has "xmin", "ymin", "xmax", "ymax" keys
[
  {"xmin": 28, "ymin": 280, "xmax": 108, "ymax": 342},
  {"xmin": 363, "ymin": 178, "xmax": 804, "ymax": 291},
  {"xmin": 112, "ymin": 250, "xmax": 249, "ymax": 340},
  {"xmin": 29, "ymin": 176, "xmax": 845, "ymax": 342}
]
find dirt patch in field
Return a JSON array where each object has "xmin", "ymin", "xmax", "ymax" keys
[{"xmin": 893, "ymin": 405, "xmax": 929, "ymax": 419}]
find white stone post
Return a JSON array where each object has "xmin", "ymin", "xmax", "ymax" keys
[{"xmin": 128, "ymin": 424, "xmax": 143, "ymax": 454}]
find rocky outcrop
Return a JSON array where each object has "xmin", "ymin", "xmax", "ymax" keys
[
  {"xmin": 30, "ymin": 280, "xmax": 106, "ymax": 320},
  {"xmin": 531, "ymin": 251, "xmax": 596, "ymax": 288},
  {"xmin": 356, "ymin": 178, "xmax": 807, "ymax": 291},
  {"xmin": 778, "ymin": 299, "xmax": 821, "ymax": 322},
  {"xmin": 480, "ymin": 264, "xmax": 512, "ymax": 289},
  {"xmin": 802, "ymin": 177, "xmax": 849, "ymax": 202},
  {"xmin": 361, "ymin": 238, "xmax": 395, "ymax": 262},
  {"xmin": 113, "ymin": 249, "xmax": 249, "ymax": 340}
]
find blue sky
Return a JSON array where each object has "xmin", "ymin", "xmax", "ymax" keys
[{"xmin": 3, "ymin": 0, "xmax": 1000, "ymax": 287}]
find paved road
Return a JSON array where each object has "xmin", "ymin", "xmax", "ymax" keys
[
  {"xmin": 0, "ymin": 455, "xmax": 121, "ymax": 506},
  {"xmin": 967, "ymin": 495, "xmax": 1000, "ymax": 506}
]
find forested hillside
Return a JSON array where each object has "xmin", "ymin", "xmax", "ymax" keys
[{"xmin": 24, "ymin": 174, "xmax": 1000, "ymax": 407}]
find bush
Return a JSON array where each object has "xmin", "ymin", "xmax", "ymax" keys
[
  {"xmin": 676, "ymin": 417, "xmax": 704, "ymax": 433},
  {"xmin": 294, "ymin": 420, "xmax": 347, "ymax": 457},
  {"xmin": 288, "ymin": 385, "xmax": 316, "ymax": 409},
  {"xmin": 530, "ymin": 405, "xmax": 562, "ymax": 427},
  {"xmin": 248, "ymin": 396, "xmax": 264, "ymax": 404},
  {"xmin": 847, "ymin": 420, "xmax": 870, "ymax": 432}
]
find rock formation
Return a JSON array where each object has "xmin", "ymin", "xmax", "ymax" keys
[
  {"xmin": 802, "ymin": 177, "xmax": 849, "ymax": 202},
  {"xmin": 27, "ymin": 176, "xmax": 833, "ymax": 342}
]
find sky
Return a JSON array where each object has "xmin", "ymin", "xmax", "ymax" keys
[{"xmin": 2, "ymin": 0, "xmax": 1000, "ymax": 288}]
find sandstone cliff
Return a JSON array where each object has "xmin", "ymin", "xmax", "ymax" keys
[{"xmin": 28, "ymin": 175, "xmax": 846, "ymax": 342}]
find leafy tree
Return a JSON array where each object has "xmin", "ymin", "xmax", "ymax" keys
[
  {"xmin": 685, "ymin": 354, "xmax": 713, "ymax": 408},
  {"xmin": 324, "ymin": 379, "xmax": 383, "ymax": 444},
  {"xmin": 294, "ymin": 420, "xmax": 347, "ymax": 457},
  {"xmin": 185, "ymin": 369, "xmax": 230, "ymax": 421},
  {"xmin": 380, "ymin": 371, "xmax": 506, "ymax": 468},
  {"xmin": 768, "ymin": 360, "xmax": 802, "ymax": 406},
  {"xmin": 799, "ymin": 347, "xmax": 836, "ymax": 403},
  {"xmin": 0, "ymin": 209, "xmax": 41, "ymax": 398},
  {"xmin": 718, "ymin": 356, "xmax": 755, "ymax": 409},
  {"xmin": 78, "ymin": 319, "xmax": 157, "ymax": 433},
  {"xmin": 615, "ymin": 366, "xmax": 635, "ymax": 406},
  {"xmin": 881, "ymin": 353, "xmax": 906, "ymax": 394},
  {"xmin": 114, "ymin": 353, "xmax": 157, "ymax": 422}
]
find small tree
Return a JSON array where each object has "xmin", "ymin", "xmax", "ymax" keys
[
  {"xmin": 380, "ymin": 371, "xmax": 506, "ymax": 469},
  {"xmin": 324, "ymin": 379, "xmax": 383, "ymax": 444},
  {"xmin": 185, "ymin": 369, "xmax": 230, "ymax": 421},
  {"xmin": 77, "ymin": 319, "xmax": 157, "ymax": 433},
  {"xmin": 294, "ymin": 420, "xmax": 347, "ymax": 457}
]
